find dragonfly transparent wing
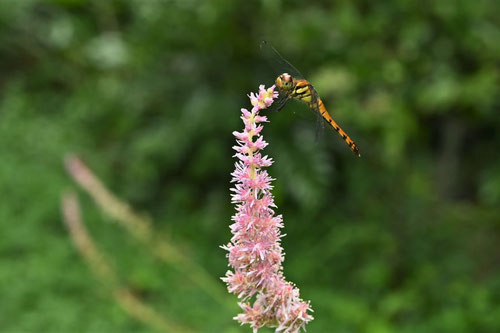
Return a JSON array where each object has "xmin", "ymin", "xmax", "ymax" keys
[
  {"xmin": 314, "ymin": 108, "xmax": 326, "ymax": 143},
  {"xmin": 260, "ymin": 40, "xmax": 305, "ymax": 80},
  {"xmin": 310, "ymin": 88, "xmax": 326, "ymax": 143}
]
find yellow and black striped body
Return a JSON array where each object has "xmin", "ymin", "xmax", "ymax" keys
[{"xmin": 276, "ymin": 73, "xmax": 360, "ymax": 157}]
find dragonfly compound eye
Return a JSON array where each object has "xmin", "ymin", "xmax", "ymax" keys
[
  {"xmin": 276, "ymin": 73, "xmax": 293, "ymax": 90},
  {"xmin": 281, "ymin": 73, "xmax": 293, "ymax": 82}
]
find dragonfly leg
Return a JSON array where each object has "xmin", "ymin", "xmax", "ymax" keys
[{"xmin": 269, "ymin": 95, "xmax": 290, "ymax": 112}]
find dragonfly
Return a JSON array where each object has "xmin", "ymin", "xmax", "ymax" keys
[{"xmin": 260, "ymin": 41, "xmax": 360, "ymax": 157}]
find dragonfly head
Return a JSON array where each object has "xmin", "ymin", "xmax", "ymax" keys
[{"xmin": 276, "ymin": 73, "xmax": 294, "ymax": 92}]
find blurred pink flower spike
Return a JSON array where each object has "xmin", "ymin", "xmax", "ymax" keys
[{"xmin": 222, "ymin": 85, "xmax": 313, "ymax": 332}]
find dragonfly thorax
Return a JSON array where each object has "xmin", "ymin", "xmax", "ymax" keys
[{"xmin": 276, "ymin": 73, "xmax": 294, "ymax": 92}]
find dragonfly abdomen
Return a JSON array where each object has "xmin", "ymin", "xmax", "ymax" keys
[
  {"xmin": 316, "ymin": 99, "xmax": 360, "ymax": 157},
  {"xmin": 290, "ymin": 79, "xmax": 361, "ymax": 157}
]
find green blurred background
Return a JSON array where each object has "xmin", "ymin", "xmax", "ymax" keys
[{"xmin": 1, "ymin": 0, "xmax": 499, "ymax": 332}]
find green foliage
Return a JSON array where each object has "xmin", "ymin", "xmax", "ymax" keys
[{"xmin": 1, "ymin": 0, "xmax": 499, "ymax": 332}]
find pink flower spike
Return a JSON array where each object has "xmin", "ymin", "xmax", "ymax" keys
[{"xmin": 222, "ymin": 84, "xmax": 313, "ymax": 332}]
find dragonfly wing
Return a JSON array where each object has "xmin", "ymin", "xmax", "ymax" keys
[
  {"xmin": 260, "ymin": 40, "xmax": 305, "ymax": 80},
  {"xmin": 314, "ymin": 108, "xmax": 325, "ymax": 143},
  {"xmin": 310, "ymin": 90, "xmax": 325, "ymax": 143}
]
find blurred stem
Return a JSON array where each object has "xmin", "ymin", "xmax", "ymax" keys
[
  {"xmin": 64, "ymin": 154, "xmax": 232, "ymax": 308},
  {"xmin": 61, "ymin": 192, "xmax": 192, "ymax": 333}
]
